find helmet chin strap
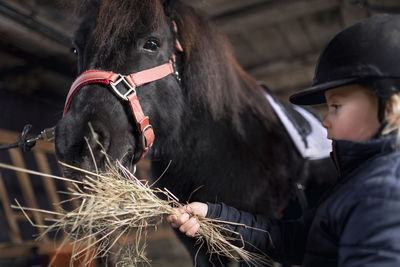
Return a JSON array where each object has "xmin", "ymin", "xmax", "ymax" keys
[
  {"xmin": 377, "ymin": 96, "xmax": 387, "ymax": 123},
  {"xmin": 374, "ymin": 121, "xmax": 388, "ymax": 139},
  {"xmin": 373, "ymin": 94, "xmax": 389, "ymax": 138}
]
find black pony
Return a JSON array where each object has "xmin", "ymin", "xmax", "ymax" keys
[{"xmin": 55, "ymin": 0, "xmax": 336, "ymax": 265}]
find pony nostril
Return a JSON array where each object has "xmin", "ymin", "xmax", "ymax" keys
[
  {"xmin": 87, "ymin": 127, "xmax": 110, "ymax": 154},
  {"xmin": 86, "ymin": 131, "xmax": 103, "ymax": 151},
  {"xmin": 91, "ymin": 131, "xmax": 100, "ymax": 144},
  {"xmin": 86, "ymin": 122, "xmax": 109, "ymax": 151}
]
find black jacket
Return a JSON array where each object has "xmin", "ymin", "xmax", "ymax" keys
[{"xmin": 206, "ymin": 136, "xmax": 400, "ymax": 266}]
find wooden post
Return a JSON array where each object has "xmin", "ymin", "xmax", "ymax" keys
[
  {"xmin": 34, "ymin": 151, "xmax": 62, "ymax": 213},
  {"xmin": 8, "ymin": 148, "xmax": 48, "ymax": 243},
  {"xmin": 0, "ymin": 171, "xmax": 22, "ymax": 243}
]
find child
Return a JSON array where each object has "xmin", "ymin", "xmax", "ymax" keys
[{"xmin": 167, "ymin": 14, "xmax": 400, "ymax": 266}]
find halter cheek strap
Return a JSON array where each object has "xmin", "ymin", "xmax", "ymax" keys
[{"xmin": 63, "ymin": 60, "xmax": 175, "ymax": 161}]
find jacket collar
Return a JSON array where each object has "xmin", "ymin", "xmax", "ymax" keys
[{"xmin": 331, "ymin": 135, "xmax": 397, "ymax": 178}]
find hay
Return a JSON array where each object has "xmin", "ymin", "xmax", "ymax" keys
[{"xmin": 0, "ymin": 161, "xmax": 272, "ymax": 266}]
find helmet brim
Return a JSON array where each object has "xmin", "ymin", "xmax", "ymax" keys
[{"xmin": 289, "ymin": 77, "xmax": 360, "ymax": 105}]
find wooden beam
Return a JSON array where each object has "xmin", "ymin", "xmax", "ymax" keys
[
  {"xmin": 197, "ymin": 0, "xmax": 271, "ymax": 17},
  {"xmin": 215, "ymin": 0, "xmax": 339, "ymax": 34},
  {"xmin": 0, "ymin": 171, "xmax": 22, "ymax": 243},
  {"xmin": 8, "ymin": 148, "xmax": 48, "ymax": 243},
  {"xmin": 0, "ymin": 2, "xmax": 72, "ymax": 47},
  {"xmin": 247, "ymin": 53, "xmax": 318, "ymax": 94},
  {"xmin": 258, "ymin": 64, "xmax": 315, "ymax": 94},
  {"xmin": 34, "ymin": 151, "xmax": 62, "ymax": 213},
  {"xmin": 247, "ymin": 52, "xmax": 319, "ymax": 77},
  {"xmin": 0, "ymin": 12, "xmax": 70, "ymax": 58},
  {"xmin": 359, "ymin": 0, "xmax": 400, "ymax": 14}
]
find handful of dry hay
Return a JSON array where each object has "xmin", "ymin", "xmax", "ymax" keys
[{"xmin": 0, "ymin": 161, "xmax": 271, "ymax": 266}]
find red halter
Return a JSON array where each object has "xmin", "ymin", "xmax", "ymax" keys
[{"xmin": 63, "ymin": 59, "xmax": 176, "ymax": 161}]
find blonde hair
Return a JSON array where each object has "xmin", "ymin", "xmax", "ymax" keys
[{"xmin": 382, "ymin": 92, "xmax": 400, "ymax": 147}]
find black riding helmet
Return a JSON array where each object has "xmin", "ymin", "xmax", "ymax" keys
[{"xmin": 289, "ymin": 14, "xmax": 400, "ymax": 122}]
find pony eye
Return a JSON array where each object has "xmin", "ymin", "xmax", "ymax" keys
[
  {"xmin": 143, "ymin": 39, "xmax": 160, "ymax": 52},
  {"xmin": 71, "ymin": 47, "xmax": 79, "ymax": 56}
]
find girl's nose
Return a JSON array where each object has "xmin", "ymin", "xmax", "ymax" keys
[{"xmin": 322, "ymin": 116, "xmax": 329, "ymax": 129}]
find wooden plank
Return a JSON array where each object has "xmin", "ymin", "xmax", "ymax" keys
[
  {"xmin": 301, "ymin": 8, "xmax": 343, "ymax": 50},
  {"xmin": 277, "ymin": 18, "xmax": 314, "ymax": 56},
  {"xmin": 0, "ymin": 12, "xmax": 70, "ymax": 57},
  {"xmin": 248, "ymin": 52, "xmax": 318, "ymax": 78},
  {"xmin": 215, "ymin": 0, "xmax": 339, "ymax": 34},
  {"xmin": 0, "ymin": 0, "xmax": 77, "ymax": 38},
  {"xmin": 0, "ymin": 130, "xmax": 79, "ymax": 209},
  {"xmin": 34, "ymin": 152, "xmax": 69, "ymax": 252},
  {"xmin": 245, "ymin": 52, "xmax": 318, "ymax": 95},
  {"xmin": 0, "ymin": 171, "xmax": 22, "ymax": 243},
  {"xmin": 232, "ymin": 25, "xmax": 292, "ymax": 68},
  {"xmin": 368, "ymin": 0, "xmax": 400, "ymax": 12},
  {"xmin": 12, "ymin": 211, "xmax": 29, "ymax": 220},
  {"xmin": 259, "ymin": 64, "xmax": 316, "ymax": 93},
  {"xmin": 0, "ymin": 129, "xmax": 55, "ymax": 154},
  {"xmin": 34, "ymin": 151, "xmax": 62, "ymax": 213},
  {"xmin": 346, "ymin": 0, "xmax": 400, "ymax": 19},
  {"xmin": 57, "ymin": 160, "xmax": 80, "ymax": 210},
  {"xmin": 8, "ymin": 148, "xmax": 48, "ymax": 242},
  {"xmin": 194, "ymin": 0, "xmax": 272, "ymax": 17}
]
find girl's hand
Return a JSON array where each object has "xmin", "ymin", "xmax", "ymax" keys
[{"xmin": 167, "ymin": 202, "xmax": 208, "ymax": 237}]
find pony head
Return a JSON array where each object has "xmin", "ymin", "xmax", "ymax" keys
[{"xmin": 55, "ymin": 0, "xmax": 272, "ymax": 176}]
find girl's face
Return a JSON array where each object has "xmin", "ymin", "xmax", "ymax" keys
[{"xmin": 322, "ymin": 84, "xmax": 381, "ymax": 142}]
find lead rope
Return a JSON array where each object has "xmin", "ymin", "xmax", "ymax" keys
[{"xmin": 0, "ymin": 125, "xmax": 55, "ymax": 152}]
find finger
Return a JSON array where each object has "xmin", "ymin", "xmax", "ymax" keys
[
  {"xmin": 166, "ymin": 215, "xmax": 177, "ymax": 223},
  {"xmin": 171, "ymin": 222, "xmax": 180, "ymax": 228},
  {"xmin": 184, "ymin": 205, "xmax": 192, "ymax": 212},
  {"xmin": 177, "ymin": 207, "xmax": 186, "ymax": 214},
  {"xmin": 179, "ymin": 217, "xmax": 197, "ymax": 233},
  {"xmin": 176, "ymin": 213, "xmax": 190, "ymax": 225},
  {"xmin": 170, "ymin": 207, "xmax": 184, "ymax": 216},
  {"xmin": 185, "ymin": 222, "xmax": 200, "ymax": 237}
]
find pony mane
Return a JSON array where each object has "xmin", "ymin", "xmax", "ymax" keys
[
  {"xmin": 166, "ymin": 1, "xmax": 276, "ymax": 128},
  {"xmin": 76, "ymin": 0, "xmax": 276, "ymax": 129}
]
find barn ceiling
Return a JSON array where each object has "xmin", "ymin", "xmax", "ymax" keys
[{"xmin": 0, "ymin": 0, "xmax": 399, "ymax": 104}]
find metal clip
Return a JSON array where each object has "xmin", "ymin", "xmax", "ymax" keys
[
  {"xmin": 25, "ymin": 126, "xmax": 55, "ymax": 144},
  {"xmin": 38, "ymin": 126, "xmax": 55, "ymax": 142},
  {"xmin": 109, "ymin": 75, "xmax": 136, "ymax": 101},
  {"xmin": 0, "ymin": 125, "xmax": 55, "ymax": 152}
]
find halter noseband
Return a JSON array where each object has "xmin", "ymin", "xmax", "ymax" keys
[{"xmin": 63, "ymin": 58, "xmax": 177, "ymax": 162}]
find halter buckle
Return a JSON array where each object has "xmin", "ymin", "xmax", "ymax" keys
[
  {"xmin": 109, "ymin": 75, "xmax": 136, "ymax": 101},
  {"xmin": 141, "ymin": 124, "xmax": 153, "ymax": 151}
]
